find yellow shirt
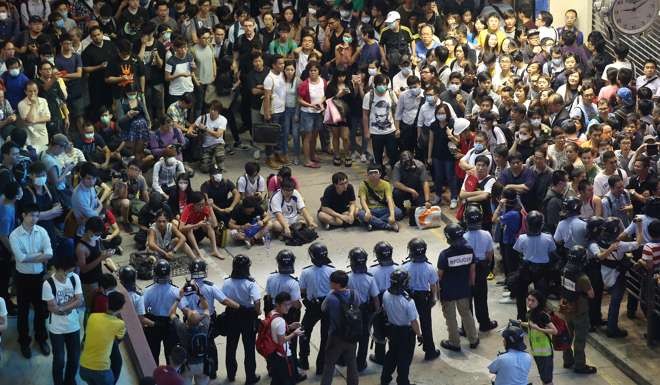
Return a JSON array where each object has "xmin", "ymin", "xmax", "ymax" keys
[
  {"xmin": 477, "ymin": 29, "xmax": 506, "ymax": 49},
  {"xmin": 358, "ymin": 180, "xmax": 393, "ymax": 209},
  {"xmin": 80, "ymin": 313, "xmax": 126, "ymax": 371}
]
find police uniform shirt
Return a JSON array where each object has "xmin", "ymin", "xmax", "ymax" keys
[
  {"xmin": 463, "ymin": 230, "xmax": 495, "ymax": 262},
  {"xmin": 437, "ymin": 242, "xmax": 474, "ymax": 302},
  {"xmin": 382, "ymin": 291, "xmax": 419, "ymax": 326},
  {"xmin": 144, "ymin": 283, "xmax": 180, "ymax": 317},
  {"xmin": 347, "ymin": 272, "xmax": 380, "ymax": 305},
  {"xmin": 587, "ymin": 241, "xmax": 639, "ymax": 289},
  {"xmin": 299, "ymin": 265, "xmax": 335, "ymax": 300},
  {"xmin": 180, "ymin": 279, "xmax": 228, "ymax": 315},
  {"xmin": 553, "ymin": 216, "xmax": 587, "ymax": 248},
  {"xmin": 624, "ymin": 214, "xmax": 653, "ymax": 243},
  {"xmin": 402, "ymin": 261, "xmax": 439, "ymax": 292},
  {"xmin": 513, "ymin": 233, "xmax": 557, "ymax": 264},
  {"xmin": 266, "ymin": 273, "xmax": 302, "ymax": 304},
  {"xmin": 128, "ymin": 291, "xmax": 146, "ymax": 316},
  {"xmin": 222, "ymin": 278, "xmax": 261, "ymax": 308},
  {"xmin": 368, "ymin": 264, "xmax": 397, "ymax": 293},
  {"xmin": 488, "ymin": 349, "xmax": 533, "ymax": 385}
]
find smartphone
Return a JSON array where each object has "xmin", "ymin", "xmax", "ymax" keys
[{"xmin": 648, "ymin": 143, "xmax": 658, "ymax": 156}]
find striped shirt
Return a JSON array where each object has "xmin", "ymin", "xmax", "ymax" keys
[{"xmin": 642, "ymin": 242, "xmax": 660, "ymax": 272}]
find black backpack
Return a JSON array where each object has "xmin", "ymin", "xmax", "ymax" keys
[{"xmin": 334, "ymin": 291, "xmax": 363, "ymax": 343}]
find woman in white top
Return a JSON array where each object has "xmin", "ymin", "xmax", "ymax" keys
[
  {"xmin": 18, "ymin": 82, "xmax": 51, "ymax": 152},
  {"xmin": 282, "ymin": 61, "xmax": 301, "ymax": 164}
]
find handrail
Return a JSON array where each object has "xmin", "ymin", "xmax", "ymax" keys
[{"xmin": 625, "ymin": 266, "xmax": 660, "ymax": 347}]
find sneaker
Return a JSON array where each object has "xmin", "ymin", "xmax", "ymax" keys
[
  {"xmin": 389, "ymin": 222, "xmax": 400, "ymax": 232},
  {"xmin": 574, "ymin": 365, "xmax": 597, "ymax": 375},
  {"xmin": 440, "ymin": 340, "xmax": 461, "ymax": 352},
  {"xmin": 324, "ymin": 223, "xmax": 331, "ymax": 230},
  {"xmin": 499, "ymin": 297, "xmax": 515, "ymax": 304},
  {"xmin": 450, "ymin": 199, "xmax": 458, "ymax": 209},
  {"xmin": 487, "ymin": 272, "xmax": 495, "ymax": 280},
  {"xmin": 501, "ymin": 291, "xmax": 511, "ymax": 297},
  {"xmin": 244, "ymin": 239, "xmax": 252, "ymax": 249},
  {"xmin": 360, "ymin": 153, "xmax": 368, "ymax": 163},
  {"xmin": 367, "ymin": 224, "xmax": 374, "ymax": 232}
]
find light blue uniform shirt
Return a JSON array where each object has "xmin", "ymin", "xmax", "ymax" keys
[
  {"xmin": 180, "ymin": 279, "xmax": 228, "ymax": 315},
  {"xmin": 513, "ymin": 233, "xmax": 557, "ymax": 264},
  {"xmin": 488, "ymin": 349, "xmax": 532, "ymax": 385},
  {"xmin": 222, "ymin": 277, "xmax": 261, "ymax": 308},
  {"xmin": 464, "ymin": 230, "xmax": 495, "ymax": 262},
  {"xmin": 368, "ymin": 264, "xmax": 398, "ymax": 293},
  {"xmin": 625, "ymin": 214, "xmax": 653, "ymax": 243},
  {"xmin": 144, "ymin": 283, "xmax": 179, "ymax": 317},
  {"xmin": 266, "ymin": 273, "xmax": 301, "ymax": 304},
  {"xmin": 128, "ymin": 291, "xmax": 145, "ymax": 316},
  {"xmin": 347, "ymin": 272, "xmax": 379, "ymax": 305},
  {"xmin": 554, "ymin": 216, "xmax": 587, "ymax": 248},
  {"xmin": 382, "ymin": 291, "xmax": 418, "ymax": 326},
  {"xmin": 401, "ymin": 261, "xmax": 438, "ymax": 291},
  {"xmin": 299, "ymin": 265, "xmax": 335, "ymax": 300}
]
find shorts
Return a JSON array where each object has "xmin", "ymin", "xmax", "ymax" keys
[
  {"xmin": 534, "ymin": 354, "xmax": 553, "ymax": 384},
  {"xmin": 299, "ymin": 111, "xmax": 322, "ymax": 133},
  {"xmin": 110, "ymin": 198, "xmax": 146, "ymax": 217},
  {"xmin": 193, "ymin": 227, "xmax": 208, "ymax": 243}
]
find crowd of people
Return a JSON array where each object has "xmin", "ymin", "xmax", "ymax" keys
[{"xmin": 0, "ymin": 0, "xmax": 659, "ymax": 385}]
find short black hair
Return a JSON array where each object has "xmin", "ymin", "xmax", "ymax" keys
[
  {"xmin": 275, "ymin": 291, "xmax": 292, "ymax": 305},
  {"xmin": 607, "ymin": 174, "xmax": 623, "ymax": 188},
  {"xmin": 245, "ymin": 161, "xmax": 260, "ymax": 176},
  {"xmin": 99, "ymin": 273, "xmax": 117, "ymax": 290},
  {"xmin": 649, "ymin": 219, "xmax": 660, "ymax": 240},
  {"xmin": 53, "ymin": 253, "xmax": 77, "ymax": 271},
  {"xmin": 21, "ymin": 203, "xmax": 39, "ymax": 215},
  {"xmin": 330, "ymin": 270, "xmax": 349, "ymax": 288},
  {"xmin": 332, "ymin": 172, "xmax": 348, "ymax": 185},
  {"xmin": 85, "ymin": 216, "xmax": 105, "ymax": 233},
  {"xmin": 190, "ymin": 191, "xmax": 204, "ymax": 204},
  {"xmin": 280, "ymin": 177, "xmax": 295, "ymax": 191},
  {"xmin": 79, "ymin": 162, "xmax": 99, "ymax": 178},
  {"xmin": 551, "ymin": 170, "xmax": 567, "ymax": 186},
  {"xmin": 475, "ymin": 155, "xmax": 491, "ymax": 167},
  {"xmin": 1, "ymin": 140, "xmax": 19, "ymax": 155},
  {"xmin": 107, "ymin": 291, "xmax": 126, "ymax": 312}
]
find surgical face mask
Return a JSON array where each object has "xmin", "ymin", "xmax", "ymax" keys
[
  {"xmin": 100, "ymin": 115, "xmax": 111, "ymax": 125},
  {"xmin": 84, "ymin": 132, "xmax": 95, "ymax": 139},
  {"xmin": 127, "ymin": 93, "xmax": 138, "ymax": 100},
  {"xmin": 409, "ymin": 87, "xmax": 422, "ymax": 96},
  {"xmin": 474, "ymin": 143, "xmax": 485, "ymax": 152},
  {"xmin": 448, "ymin": 83, "xmax": 460, "ymax": 93},
  {"xmin": 162, "ymin": 32, "xmax": 172, "ymax": 41},
  {"xmin": 361, "ymin": 16, "xmax": 370, "ymax": 24},
  {"xmin": 551, "ymin": 58, "xmax": 562, "ymax": 66},
  {"xmin": 436, "ymin": 113, "xmax": 447, "ymax": 121},
  {"xmin": 530, "ymin": 118, "xmax": 542, "ymax": 126},
  {"xmin": 166, "ymin": 157, "xmax": 176, "ymax": 166},
  {"xmin": 178, "ymin": 182, "xmax": 189, "ymax": 191},
  {"xmin": 401, "ymin": 66, "xmax": 412, "ymax": 76},
  {"xmin": 33, "ymin": 176, "xmax": 47, "ymax": 186},
  {"xmin": 342, "ymin": 36, "xmax": 352, "ymax": 44},
  {"xmin": 55, "ymin": 19, "xmax": 65, "ymax": 28},
  {"xmin": 425, "ymin": 95, "xmax": 435, "ymax": 105},
  {"xmin": 66, "ymin": 271, "xmax": 74, "ymax": 279},
  {"xmin": 388, "ymin": 21, "xmax": 396, "ymax": 29},
  {"xmin": 308, "ymin": 8, "xmax": 317, "ymax": 16},
  {"xmin": 90, "ymin": 235, "xmax": 101, "ymax": 242},
  {"xmin": 368, "ymin": 68, "xmax": 377, "ymax": 76},
  {"xmin": 212, "ymin": 174, "xmax": 223, "ymax": 182},
  {"xmin": 0, "ymin": 12, "xmax": 7, "ymax": 21},
  {"xmin": 375, "ymin": 84, "xmax": 387, "ymax": 94},
  {"xmin": 9, "ymin": 68, "xmax": 19, "ymax": 77},
  {"xmin": 59, "ymin": 10, "xmax": 68, "ymax": 18},
  {"xmin": 340, "ymin": 10, "xmax": 350, "ymax": 19}
]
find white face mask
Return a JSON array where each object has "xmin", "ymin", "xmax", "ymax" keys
[
  {"xmin": 212, "ymin": 174, "xmax": 223, "ymax": 182},
  {"xmin": 436, "ymin": 113, "xmax": 447, "ymax": 121},
  {"xmin": 448, "ymin": 84, "xmax": 460, "ymax": 93},
  {"xmin": 9, "ymin": 68, "xmax": 19, "ymax": 77},
  {"xmin": 530, "ymin": 118, "xmax": 542, "ymax": 126},
  {"xmin": 84, "ymin": 132, "xmax": 95, "ymax": 139},
  {"xmin": 368, "ymin": 68, "xmax": 377, "ymax": 76},
  {"xmin": 361, "ymin": 16, "xmax": 370, "ymax": 23},
  {"xmin": 178, "ymin": 182, "xmax": 189, "ymax": 191},
  {"xmin": 0, "ymin": 12, "xmax": 7, "ymax": 21},
  {"xmin": 34, "ymin": 176, "xmax": 47, "ymax": 186},
  {"xmin": 166, "ymin": 157, "xmax": 176, "ymax": 166}
]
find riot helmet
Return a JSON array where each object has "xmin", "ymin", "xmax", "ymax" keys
[
  {"xmin": 374, "ymin": 241, "xmax": 394, "ymax": 266},
  {"xmin": 153, "ymin": 259, "xmax": 171, "ymax": 284},
  {"xmin": 118, "ymin": 265, "xmax": 137, "ymax": 291},
  {"xmin": 464, "ymin": 204, "xmax": 483, "ymax": 230},
  {"xmin": 189, "ymin": 259, "xmax": 208, "ymax": 280},
  {"xmin": 388, "ymin": 269, "xmax": 410, "ymax": 295},
  {"xmin": 526, "ymin": 210, "xmax": 544, "ymax": 236},
  {"xmin": 231, "ymin": 254, "xmax": 252, "ymax": 279},
  {"xmin": 444, "ymin": 223, "xmax": 466, "ymax": 245},
  {"xmin": 308, "ymin": 242, "xmax": 331, "ymax": 266},
  {"xmin": 276, "ymin": 249, "xmax": 296, "ymax": 274},
  {"xmin": 407, "ymin": 238, "xmax": 427, "ymax": 261},
  {"xmin": 349, "ymin": 247, "xmax": 369, "ymax": 273}
]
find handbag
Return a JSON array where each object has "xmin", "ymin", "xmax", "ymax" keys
[{"xmin": 252, "ymin": 123, "xmax": 282, "ymax": 145}]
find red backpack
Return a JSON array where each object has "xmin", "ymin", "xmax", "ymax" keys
[
  {"xmin": 550, "ymin": 311, "xmax": 571, "ymax": 351},
  {"xmin": 256, "ymin": 312, "xmax": 285, "ymax": 358}
]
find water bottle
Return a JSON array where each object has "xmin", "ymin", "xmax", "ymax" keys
[{"xmin": 264, "ymin": 228, "xmax": 272, "ymax": 255}]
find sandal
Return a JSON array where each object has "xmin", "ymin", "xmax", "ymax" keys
[
  {"xmin": 333, "ymin": 156, "xmax": 342, "ymax": 166},
  {"xmin": 304, "ymin": 162, "xmax": 321, "ymax": 168},
  {"xmin": 344, "ymin": 157, "xmax": 352, "ymax": 167}
]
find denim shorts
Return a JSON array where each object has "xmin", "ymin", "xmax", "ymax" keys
[{"xmin": 299, "ymin": 111, "xmax": 322, "ymax": 133}]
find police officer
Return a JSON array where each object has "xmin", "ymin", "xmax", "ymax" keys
[
  {"xmin": 552, "ymin": 197, "xmax": 587, "ymax": 295},
  {"xmin": 401, "ymin": 238, "xmax": 441, "ymax": 360},
  {"xmin": 584, "ymin": 216, "xmax": 606, "ymax": 332},
  {"xmin": 143, "ymin": 259, "xmax": 180, "ymax": 364},
  {"xmin": 222, "ymin": 255, "xmax": 262, "ymax": 384},
  {"xmin": 463, "ymin": 206, "xmax": 498, "ymax": 332},
  {"xmin": 181, "ymin": 260, "xmax": 240, "ymax": 380},
  {"xmin": 369, "ymin": 241, "xmax": 398, "ymax": 365},
  {"xmin": 560, "ymin": 246, "xmax": 597, "ymax": 374},
  {"xmin": 437, "ymin": 223, "xmax": 479, "ymax": 352},
  {"xmin": 512, "ymin": 211, "xmax": 557, "ymax": 321},
  {"xmin": 347, "ymin": 247, "xmax": 380, "ymax": 371},
  {"xmin": 380, "ymin": 270, "xmax": 422, "ymax": 385},
  {"xmin": 299, "ymin": 242, "xmax": 335, "ymax": 375},
  {"xmin": 266, "ymin": 249, "xmax": 306, "ymax": 382},
  {"xmin": 118, "ymin": 265, "xmax": 155, "ymax": 328},
  {"xmin": 487, "ymin": 324, "xmax": 532, "ymax": 384}
]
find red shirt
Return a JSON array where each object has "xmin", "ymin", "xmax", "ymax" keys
[
  {"xmin": 180, "ymin": 204, "xmax": 210, "ymax": 225},
  {"xmin": 153, "ymin": 365, "xmax": 184, "ymax": 385},
  {"xmin": 91, "ymin": 289, "xmax": 108, "ymax": 313}
]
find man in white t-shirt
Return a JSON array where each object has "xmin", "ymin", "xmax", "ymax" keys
[
  {"xmin": 42, "ymin": 254, "xmax": 83, "ymax": 385},
  {"xmin": 267, "ymin": 292, "xmax": 304, "ymax": 385},
  {"xmin": 263, "ymin": 55, "xmax": 288, "ymax": 169},
  {"xmin": 195, "ymin": 100, "xmax": 227, "ymax": 173},
  {"xmin": 237, "ymin": 161, "xmax": 267, "ymax": 202},
  {"xmin": 164, "ymin": 38, "xmax": 196, "ymax": 105},
  {"xmin": 593, "ymin": 150, "xmax": 628, "ymax": 197},
  {"xmin": 269, "ymin": 177, "xmax": 317, "ymax": 239},
  {"xmin": 363, "ymin": 74, "xmax": 400, "ymax": 169}
]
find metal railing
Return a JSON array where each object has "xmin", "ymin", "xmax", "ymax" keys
[{"xmin": 625, "ymin": 266, "xmax": 660, "ymax": 346}]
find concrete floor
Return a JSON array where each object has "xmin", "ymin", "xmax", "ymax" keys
[{"xmin": 0, "ymin": 148, "xmax": 639, "ymax": 385}]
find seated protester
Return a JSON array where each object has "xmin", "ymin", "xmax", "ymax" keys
[
  {"xmin": 497, "ymin": 152, "xmax": 534, "ymax": 211},
  {"xmin": 267, "ymin": 166, "xmax": 300, "ymax": 198},
  {"xmin": 136, "ymin": 192, "xmax": 173, "ymax": 250},
  {"xmin": 318, "ymin": 171, "xmax": 357, "ymax": 229},
  {"xmin": 75, "ymin": 216, "xmax": 115, "ymax": 310},
  {"xmin": 117, "ymin": 85, "xmax": 150, "ymax": 162},
  {"xmin": 194, "ymin": 100, "xmax": 227, "ymax": 173},
  {"xmin": 265, "ymin": 292, "xmax": 304, "ymax": 385},
  {"xmin": 152, "ymin": 146, "xmax": 185, "ymax": 199},
  {"xmin": 178, "ymin": 191, "xmax": 224, "ymax": 259},
  {"xmin": 148, "ymin": 209, "xmax": 196, "ymax": 260},
  {"xmin": 167, "ymin": 173, "xmax": 193, "ymax": 218},
  {"xmin": 0, "ymin": 89, "xmax": 18, "ymax": 139},
  {"xmin": 95, "ymin": 107, "xmax": 125, "ymax": 164},
  {"xmin": 110, "ymin": 160, "xmax": 148, "ymax": 231},
  {"xmin": 269, "ymin": 177, "xmax": 317, "ymax": 239},
  {"xmin": 73, "ymin": 122, "xmax": 111, "ymax": 169},
  {"xmin": 18, "ymin": 161, "xmax": 63, "ymax": 236},
  {"xmin": 165, "ymin": 92, "xmax": 194, "ymax": 136},
  {"xmin": 459, "ymin": 131, "xmax": 492, "ymax": 173},
  {"xmin": 237, "ymin": 161, "xmax": 267, "ymax": 202},
  {"xmin": 459, "ymin": 155, "xmax": 496, "ymax": 231},
  {"xmin": 148, "ymin": 116, "xmax": 186, "ymax": 162},
  {"xmin": 99, "ymin": 207, "xmax": 122, "ymax": 251},
  {"xmin": 602, "ymin": 175, "xmax": 633, "ymax": 227},
  {"xmin": 391, "ymin": 151, "xmax": 431, "ymax": 226},
  {"xmin": 18, "ymin": 81, "xmax": 51, "ymax": 153},
  {"xmin": 593, "ymin": 150, "xmax": 628, "ymax": 197},
  {"xmin": 228, "ymin": 195, "xmax": 272, "ymax": 248},
  {"xmin": 357, "ymin": 164, "xmax": 404, "ymax": 232},
  {"xmin": 201, "ymin": 166, "xmax": 240, "ymax": 227}
]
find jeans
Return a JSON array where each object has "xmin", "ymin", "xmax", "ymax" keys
[
  {"xmin": 50, "ymin": 331, "xmax": 81, "ymax": 385},
  {"xmin": 431, "ymin": 159, "xmax": 458, "ymax": 199},
  {"xmin": 607, "ymin": 274, "xmax": 626, "ymax": 332},
  {"xmin": 282, "ymin": 107, "xmax": 301, "ymax": 157},
  {"xmin": 79, "ymin": 367, "xmax": 114, "ymax": 385},
  {"xmin": 299, "ymin": 111, "xmax": 322, "ymax": 133},
  {"xmin": 371, "ymin": 132, "xmax": 399, "ymax": 167},
  {"xmin": 194, "ymin": 83, "xmax": 209, "ymax": 118},
  {"xmin": 357, "ymin": 207, "xmax": 404, "ymax": 230}
]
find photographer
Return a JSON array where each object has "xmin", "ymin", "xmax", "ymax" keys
[{"xmin": 487, "ymin": 324, "xmax": 532, "ymax": 385}]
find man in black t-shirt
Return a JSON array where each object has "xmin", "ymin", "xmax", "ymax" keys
[
  {"xmin": 82, "ymin": 26, "xmax": 117, "ymax": 113},
  {"xmin": 106, "ymin": 39, "xmax": 146, "ymax": 113},
  {"xmin": 318, "ymin": 172, "xmax": 357, "ymax": 229},
  {"xmin": 228, "ymin": 195, "xmax": 272, "ymax": 247},
  {"xmin": 201, "ymin": 167, "xmax": 240, "ymax": 226}
]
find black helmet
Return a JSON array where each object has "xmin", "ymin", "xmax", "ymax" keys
[
  {"xmin": 118, "ymin": 265, "xmax": 137, "ymax": 290},
  {"xmin": 388, "ymin": 269, "xmax": 410, "ymax": 295},
  {"xmin": 189, "ymin": 259, "xmax": 207, "ymax": 279},
  {"xmin": 349, "ymin": 247, "xmax": 369, "ymax": 273},
  {"xmin": 464, "ymin": 204, "xmax": 483, "ymax": 230},
  {"xmin": 560, "ymin": 196, "xmax": 582, "ymax": 217},
  {"xmin": 586, "ymin": 216, "xmax": 605, "ymax": 241},
  {"xmin": 444, "ymin": 223, "xmax": 466, "ymax": 245},
  {"xmin": 374, "ymin": 241, "xmax": 394, "ymax": 266},
  {"xmin": 526, "ymin": 210, "xmax": 544, "ymax": 236},
  {"xmin": 502, "ymin": 324, "xmax": 527, "ymax": 351},
  {"xmin": 567, "ymin": 245, "xmax": 588, "ymax": 269},
  {"xmin": 407, "ymin": 238, "xmax": 427, "ymax": 262},
  {"xmin": 276, "ymin": 249, "xmax": 296, "ymax": 274},
  {"xmin": 231, "ymin": 254, "xmax": 252, "ymax": 279},
  {"xmin": 645, "ymin": 196, "xmax": 660, "ymax": 219},
  {"xmin": 153, "ymin": 259, "xmax": 171, "ymax": 284},
  {"xmin": 308, "ymin": 242, "xmax": 331, "ymax": 266},
  {"xmin": 600, "ymin": 217, "xmax": 622, "ymax": 246}
]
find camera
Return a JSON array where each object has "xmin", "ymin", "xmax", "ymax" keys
[{"xmin": 508, "ymin": 319, "xmax": 522, "ymax": 328}]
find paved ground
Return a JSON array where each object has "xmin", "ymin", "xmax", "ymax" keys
[{"xmin": 0, "ymin": 148, "xmax": 642, "ymax": 385}]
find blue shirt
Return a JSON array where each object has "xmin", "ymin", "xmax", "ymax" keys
[
  {"xmin": 2, "ymin": 72, "xmax": 29, "ymax": 109},
  {"xmin": 382, "ymin": 291, "xmax": 418, "ymax": 326},
  {"xmin": 513, "ymin": 233, "xmax": 557, "ymax": 264},
  {"xmin": 347, "ymin": 272, "xmax": 379, "ymax": 305},
  {"xmin": 144, "ymin": 283, "xmax": 179, "ymax": 317},
  {"xmin": 0, "ymin": 201, "xmax": 16, "ymax": 236},
  {"xmin": 299, "ymin": 265, "xmax": 335, "ymax": 300},
  {"xmin": 401, "ymin": 261, "xmax": 438, "ymax": 292},
  {"xmin": 463, "ymin": 230, "xmax": 495, "ymax": 262},
  {"xmin": 321, "ymin": 289, "xmax": 359, "ymax": 336},
  {"xmin": 222, "ymin": 277, "xmax": 260, "ymax": 308},
  {"xmin": 488, "ymin": 349, "xmax": 532, "ymax": 385},
  {"xmin": 500, "ymin": 210, "xmax": 522, "ymax": 245},
  {"xmin": 266, "ymin": 273, "xmax": 301, "ymax": 304},
  {"xmin": 368, "ymin": 264, "xmax": 397, "ymax": 293},
  {"xmin": 179, "ymin": 279, "xmax": 227, "ymax": 315},
  {"xmin": 554, "ymin": 216, "xmax": 587, "ymax": 248},
  {"xmin": 71, "ymin": 183, "xmax": 100, "ymax": 236}
]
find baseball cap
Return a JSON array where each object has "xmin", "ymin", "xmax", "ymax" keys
[
  {"xmin": 51, "ymin": 134, "xmax": 70, "ymax": 147},
  {"xmin": 526, "ymin": 28, "xmax": 540, "ymax": 37},
  {"xmin": 453, "ymin": 118, "xmax": 471, "ymax": 136},
  {"xmin": 616, "ymin": 87, "xmax": 634, "ymax": 106},
  {"xmin": 385, "ymin": 11, "xmax": 401, "ymax": 24}
]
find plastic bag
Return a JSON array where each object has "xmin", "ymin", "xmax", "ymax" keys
[
  {"xmin": 323, "ymin": 98, "xmax": 343, "ymax": 124},
  {"xmin": 414, "ymin": 206, "xmax": 443, "ymax": 229}
]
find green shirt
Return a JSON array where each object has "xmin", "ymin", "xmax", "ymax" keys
[
  {"xmin": 358, "ymin": 180, "xmax": 393, "ymax": 209},
  {"xmin": 268, "ymin": 39, "xmax": 298, "ymax": 56},
  {"xmin": 526, "ymin": 311, "xmax": 553, "ymax": 357}
]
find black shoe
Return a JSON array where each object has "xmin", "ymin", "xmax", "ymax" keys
[
  {"xmin": 20, "ymin": 344, "xmax": 31, "ymax": 359},
  {"xmin": 479, "ymin": 320, "xmax": 498, "ymax": 332},
  {"xmin": 38, "ymin": 340, "xmax": 50, "ymax": 356},
  {"xmin": 227, "ymin": 374, "xmax": 235, "ymax": 382},
  {"xmin": 245, "ymin": 375, "xmax": 261, "ymax": 385},
  {"xmin": 606, "ymin": 328, "xmax": 628, "ymax": 338},
  {"xmin": 574, "ymin": 365, "xmax": 597, "ymax": 374},
  {"xmin": 424, "ymin": 349, "xmax": 441, "ymax": 360},
  {"xmin": 440, "ymin": 340, "xmax": 461, "ymax": 352},
  {"xmin": 315, "ymin": 367, "xmax": 323, "ymax": 376},
  {"xmin": 295, "ymin": 374, "xmax": 307, "ymax": 383},
  {"xmin": 299, "ymin": 356, "xmax": 309, "ymax": 370},
  {"xmin": 563, "ymin": 362, "xmax": 574, "ymax": 369},
  {"xmin": 357, "ymin": 361, "xmax": 367, "ymax": 372},
  {"xmin": 469, "ymin": 338, "xmax": 480, "ymax": 349},
  {"xmin": 458, "ymin": 327, "xmax": 466, "ymax": 337},
  {"xmin": 369, "ymin": 353, "xmax": 383, "ymax": 365}
]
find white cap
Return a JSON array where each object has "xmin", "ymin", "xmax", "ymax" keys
[
  {"xmin": 453, "ymin": 118, "xmax": 470, "ymax": 136},
  {"xmin": 385, "ymin": 11, "xmax": 401, "ymax": 24}
]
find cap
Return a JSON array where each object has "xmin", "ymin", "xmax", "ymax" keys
[
  {"xmin": 29, "ymin": 15, "xmax": 43, "ymax": 23},
  {"xmin": 51, "ymin": 133, "xmax": 70, "ymax": 147},
  {"xmin": 617, "ymin": 87, "xmax": 634, "ymax": 106},
  {"xmin": 453, "ymin": 118, "xmax": 470, "ymax": 136},
  {"xmin": 643, "ymin": 135, "xmax": 656, "ymax": 143},
  {"xmin": 526, "ymin": 28, "xmax": 540, "ymax": 37},
  {"xmin": 385, "ymin": 11, "xmax": 401, "ymax": 23}
]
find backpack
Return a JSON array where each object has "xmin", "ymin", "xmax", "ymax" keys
[
  {"xmin": 46, "ymin": 275, "xmax": 77, "ymax": 322},
  {"xmin": 189, "ymin": 328, "xmax": 209, "ymax": 359},
  {"xmin": 550, "ymin": 311, "xmax": 571, "ymax": 351},
  {"xmin": 256, "ymin": 312, "xmax": 285, "ymax": 358},
  {"xmin": 334, "ymin": 291, "xmax": 363, "ymax": 343},
  {"xmin": 130, "ymin": 252, "xmax": 158, "ymax": 280},
  {"xmin": 284, "ymin": 223, "xmax": 318, "ymax": 246}
]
